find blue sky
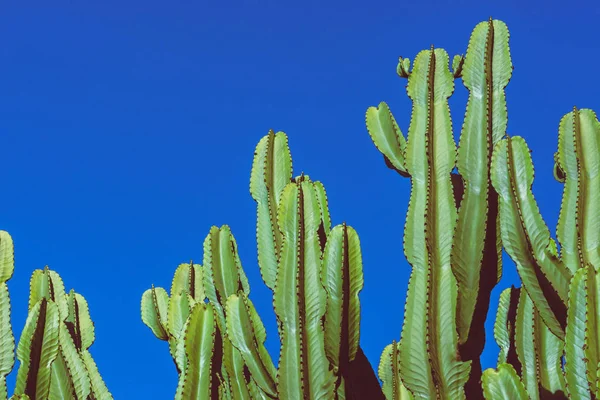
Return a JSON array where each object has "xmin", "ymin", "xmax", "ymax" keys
[{"xmin": 2, "ymin": 1, "xmax": 599, "ymax": 398}]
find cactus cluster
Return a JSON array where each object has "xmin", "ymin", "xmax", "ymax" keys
[
  {"xmin": 0, "ymin": 231, "xmax": 111, "ymax": 400},
  {"xmin": 141, "ymin": 131, "xmax": 382, "ymax": 398},
  {"xmin": 2, "ymin": 13, "xmax": 598, "ymax": 400},
  {"xmin": 368, "ymin": 17, "xmax": 600, "ymax": 400},
  {"xmin": 138, "ymin": 17, "xmax": 600, "ymax": 400}
]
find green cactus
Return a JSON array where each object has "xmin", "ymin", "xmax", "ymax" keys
[
  {"xmin": 378, "ymin": 341, "xmax": 412, "ymax": 400},
  {"xmin": 365, "ymin": 16, "xmax": 600, "ymax": 400},
  {"xmin": 492, "ymin": 286, "xmax": 565, "ymax": 398},
  {"xmin": 480, "ymin": 107, "xmax": 600, "ymax": 398},
  {"xmin": 142, "ymin": 130, "xmax": 383, "ymax": 399},
  {"xmin": 0, "ymin": 232, "xmax": 15, "ymax": 400},
  {"xmin": 366, "ymin": 19, "xmax": 515, "ymax": 398},
  {"xmin": 0, "ymin": 230, "xmax": 111, "ymax": 400},
  {"xmin": 141, "ymin": 228, "xmax": 278, "ymax": 399},
  {"xmin": 135, "ymin": 16, "xmax": 600, "ymax": 400}
]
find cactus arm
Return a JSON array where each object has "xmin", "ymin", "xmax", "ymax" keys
[
  {"xmin": 565, "ymin": 266, "xmax": 591, "ymax": 398},
  {"xmin": 378, "ymin": 343, "xmax": 396, "ymax": 400},
  {"xmin": 167, "ymin": 262, "xmax": 203, "ymax": 373},
  {"xmin": 482, "ymin": 363, "xmax": 528, "ymax": 400},
  {"xmin": 313, "ymin": 181, "xmax": 331, "ymax": 250},
  {"xmin": 65, "ymin": 290, "xmax": 111, "ymax": 398},
  {"xmin": 556, "ymin": 109, "xmax": 600, "ymax": 271},
  {"xmin": 177, "ymin": 303, "xmax": 217, "ymax": 400},
  {"xmin": 0, "ymin": 284, "xmax": 13, "ymax": 400},
  {"xmin": 397, "ymin": 48, "xmax": 446, "ymax": 399},
  {"xmin": 223, "ymin": 338, "xmax": 251, "ymax": 400},
  {"xmin": 452, "ymin": 19, "xmax": 511, "ymax": 346},
  {"xmin": 534, "ymin": 312, "xmax": 565, "ymax": 396},
  {"xmin": 491, "ymin": 136, "xmax": 571, "ymax": 338},
  {"xmin": 55, "ymin": 322, "xmax": 92, "ymax": 399},
  {"xmin": 49, "ymin": 289, "xmax": 97, "ymax": 400},
  {"xmin": 203, "ymin": 225, "xmax": 250, "ymax": 330},
  {"xmin": 366, "ymin": 102, "xmax": 409, "ymax": 177},
  {"xmin": 81, "ymin": 350, "xmax": 113, "ymax": 400},
  {"xmin": 514, "ymin": 290, "xmax": 539, "ymax": 399},
  {"xmin": 248, "ymin": 380, "xmax": 271, "ymax": 400},
  {"xmin": 28, "ymin": 268, "xmax": 69, "ymax": 322},
  {"xmin": 0, "ymin": 231, "xmax": 13, "ymax": 284},
  {"xmin": 401, "ymin": 47, "xmax": 470, "ymax": 399},
  {"xmin": 497, "ymin": 287, "xmax": 565, "ymax": 398},
  {"xmin": 64, "ymin": 291, "xmax": 95, "ymax": 351},
  {"xmin": 493, "ymin": 287, "xmax": 520, "ymax": 368},
  {"xmin": 0, "ymin": 232, "xmax": 15, "ymax": 400},
  {"xmin": 167, "ymin": 292, "xmax": 193, "ymax": 373},
  {"xmin": 379, "ymin": 342, "xmax": 413, "ymax": 400},
  {"xmin": 582, "ymin": 266, "xmax": 600, "ymax": 395},
  {"xmin": 141, "ymin": 286, "xmax": 170, "ymax": 341},
  {"xmin": 556, "ymin": 111, "xmax": 584, "ymax": 272},
  {"xmin": 171, "ymin": 263, "xmax": 205, "ymax": 301},
  {"xmin": 397, "ymin": 268, "xmax": 432, "ymax": 398},
  {"xmin": 49, "ymin": 352, "xmax": 75, "ymax": 399},
  {"xmin": 397, "ymin": 48, "xmax": 436, "ymax": 399},
  {"xmin": 250, "ymin": 131, "xmax": 293, "ymax": 290},
  {"xmin": 202, "ymin": 226, "xmax": 254, "ymax": 399},
  {"xmin": 321, "ymin": 224, "xmax": 363, "ymax": 377},
  {"xmin": 491, "ymin": 286, "xmax": 567, "ymax": 397},
  {"xmin": 273, "ymin": 180, "xmax": 334, "ymax": 399},
  {"xmin": 575, "ymin": 110, "xmax": 600, "ymax": 269},
  {"xmin": 14, "ymin": 299, "xmax": 60, "ymax": 399},
  {"xmin": 226, "ymin": 293, "xmax": 277, "ymax": 398}
]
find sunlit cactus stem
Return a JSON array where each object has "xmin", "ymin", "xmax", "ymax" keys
[
  {"xmin": 451, "ymin": 19, "xmax": 512, "ymax": 397},
  {"xmin": 0, "ymin": 232, "xmax": 15, "ymax": 400},
  {"xmin": 369, "ymin": 46, "xmax": 470, "ymax": 399},
  {"xmin": 273, "ymin": 177, "xmax": 335, "ymax": 399}
]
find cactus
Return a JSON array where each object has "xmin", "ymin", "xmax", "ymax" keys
[
  {"xmin": 482, "ymin": 108, "xmax": 600, "ymax": 398},
  {"xmin": 142, "ymin": 130, "xmax": 383, "ymax": 399},
  {"xmin": 0, "ymin": 232, "xmax": 15, "ymax": 400},
  {"xmin": 366, "ymin": 19, "xmax": 513, "ymax": 398},
  {"xmin": 136, "ymin": 16, "xmax": 600, "ymax": 400},
  {"xmin": 141, "ymin": 231, "xmax": 278, "ymax": 399},
  {"xmin": 480, "ymin": 109, "xmax": 600, "ymax": 399},
  {"xmin": 0, "ymin": 230, "xmax": 111, "ymax": 400},
  {"xmin": 366, "ymin": 15, "xmax": 600, "ymax": 400}
]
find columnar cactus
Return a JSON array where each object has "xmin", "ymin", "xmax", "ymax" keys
[
  {"xmin": 142, "ymin": 130, "xmax": 382, "ymax": 399},
  {"xmin": 0, "ymin": 232, "xmax": 15, "ymax": 400},
  {"xmin": 367, "ymin": 46, "xmax": 471, "ymax": 400},
  {"xmin": 139, "ymin": 16, "xmax": 600, "ymax": 400},
  {"xmin": 483, "ymin": 109, "xmax": 600, "ymax": 399},
  {"xmin": 0, "ymin": 230, "xmax": 111, "ymax": 400},
  {"xmin": 366, "ymin": 19, "xmax": 511, "ymax": 399},
  {"xmin": 366, "ymin": 16, "xmax": 600, "ymax": 400}
]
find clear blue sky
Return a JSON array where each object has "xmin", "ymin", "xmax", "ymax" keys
[{"xmin": 2, "ymin": 1, "xmax": 599, "ymax": 398}]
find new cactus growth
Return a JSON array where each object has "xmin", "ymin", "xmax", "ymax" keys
[{"xmin": 0, "ymin": 231, "xmax": 111, "ymax": 400}]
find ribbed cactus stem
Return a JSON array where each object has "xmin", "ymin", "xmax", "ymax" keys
[
  {"xmin": 0, "ymin": 231, "xmax": 15, "ymax": 400},
  {"xmin": 491, "ymin": 136, "xmax": 571, "ymax": 339},
  {"xmin": 273, "ymin": 179, "xmax": 334, "ymax": 399},
  {"xmin": 394, "ymin": 47, "xmax": 470, "ymax": 399},
  {"xmin": 451, "ymin": 21, "xmax": 512, "ymax": 396}
]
